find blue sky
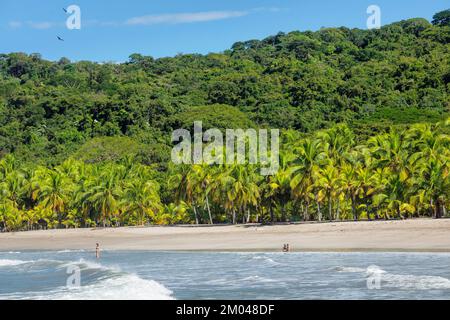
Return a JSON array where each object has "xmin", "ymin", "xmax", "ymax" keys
[{"xmin": 0, "ymin": 0, "xmax": 448, "ymax": 62}]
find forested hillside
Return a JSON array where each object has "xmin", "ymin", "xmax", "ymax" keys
[
  {"xmin": 1, "ymin": 12, "xmax": 449, "ymax": 165},
  {"xmin": 0, "ymin": 11, "xmax": 449, "ymax": 230}
]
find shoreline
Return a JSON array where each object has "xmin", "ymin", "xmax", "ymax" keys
[{"xmin": 1, "ymin": 218, "xmax": 450, "ymax": 253}]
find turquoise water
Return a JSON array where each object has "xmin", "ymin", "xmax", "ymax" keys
[{"xmin": 1, "ymin": 251, "xmax": 450, "ymax": 300}]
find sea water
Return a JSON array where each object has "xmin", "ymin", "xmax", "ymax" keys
[{"xmin": 0, "ymin": 251, "xmax": 449, "ymax": 300}]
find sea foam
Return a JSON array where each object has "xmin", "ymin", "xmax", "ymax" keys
[
  {"xmin": 0, "ymin": 259, "xmax": 30, "ymax": 267},
  {"xmin": 0, "ymin": 257, "xmax": 174, "ymax": 300},
  {"xmin": 336, "ymin": 265, "xmax": 450, "ymax": 290}
]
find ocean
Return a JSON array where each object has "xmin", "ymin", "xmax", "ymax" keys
[{"xmin": 1, "ymin": 251, "xmax": 449, "ymax": 300}]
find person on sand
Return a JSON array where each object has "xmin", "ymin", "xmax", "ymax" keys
[{"xmin": 95, "ymin": 243, "xmax": 100, "ymax": 259}]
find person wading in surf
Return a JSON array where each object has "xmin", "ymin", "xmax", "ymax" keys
[{"xmin": 96, "ymin": 243, "xmax": 100, "ymax": 259}]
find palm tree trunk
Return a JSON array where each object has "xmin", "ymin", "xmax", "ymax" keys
[
  {"xmin": 269, "ymin": 206, "xmax": 274, "ymax": 224},
  {"xmin": 300, "ymin": 202, "xmax": 304, "ymax": 220},
  {"xmin": 397, "ymin": 207, "xmax": 403, "ymax": 220},
  {"xmin": 232, "ymin": 209, "xmax": 236, "ymax": 225},
  {"xmin": 193, "ymin": 205, "xmax": 199, "ymax": 224},
  {"xmin": 304, "ymin": 200, "xmax": 309, "ymax": 221},
  {"xmin": 336, "ymin": 197, "xmax": 340, "ymax": 221},
  {"xmin": 328, "ymin": 192, "xmax": 332, "ymax": 221},
  {"xmin": 246, "ymin": 208, "xmax": 250, "ymax": 223},
  {"xmin": 205, "ymin": 196, "xmax": 213, "ymax": 225},
  {"xmin": 316, "ymin": 193, "xmax": 322, "ymax": 222},
  {"xmin": 351, "ymin": 195, "xmax": 357, "ymax": 221},
  {"xmin": 435, "ymin": 199, "xmax": 442, "ymax": 219}
]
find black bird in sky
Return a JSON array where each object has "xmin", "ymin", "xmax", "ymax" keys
[
  {"xmin": 62, "ymin": 8, "xmax": 67, "ymax": 13},
  {"xmin": 57, "ymin": 36, "xmax": 64, "ymax": 41}
]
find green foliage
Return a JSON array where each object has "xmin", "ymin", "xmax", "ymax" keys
[
  {"xmin": 432, "ymin": 9, "xmax": 450, "ymax": 27},
  {"xmin": 0, "ymin": 11, "xmax": 450, "ymax": 231},
  {"xmin": 1, "ymin": 119, "xmax": 449, "ymax": 231},
  {"xmin": 73, "ymin": 136, "xmax": 140, "ymax": 163},
  {"xmin": 1, "ymin": 12, "xmax": 450, "ymax": 166},
  {"xmin": 168, "ymin": 104, "xmax": 256, "ymax": 131}
]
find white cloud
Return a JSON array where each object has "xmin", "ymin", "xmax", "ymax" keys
[
  {"xmin": 27, "ymin": 21, "xmax": 56, "ymax": 29},
  {"xmin": 8, "ymin": 21, "xmax": 22, "ymax": 28},
  {"xmin": 7, "ymin": 7, "xmax": 280, "ymax": 30},
  {"xmin": 252, "ymin": 7, "xmax": 283, "ymax": 13},
  {"xmin": 125, "ymin": 10, "xmax": 248, "ymax": 26},
  {"xmin": 8, "ymin": 20, "xmax": 60, "ymax": 29}
]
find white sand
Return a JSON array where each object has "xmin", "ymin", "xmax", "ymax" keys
[{"xmin": 0, "ymin": 219, "xmax": 449, "ymax": 252}]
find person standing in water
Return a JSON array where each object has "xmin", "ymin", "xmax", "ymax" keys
[{"xmin": 95, "ymin": 243, "xmax": 100, "ymax": 259}]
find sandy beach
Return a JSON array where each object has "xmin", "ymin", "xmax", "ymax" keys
[{"xmin": 0, "ymin": 219, "xmax": 449, "ymax": 252}]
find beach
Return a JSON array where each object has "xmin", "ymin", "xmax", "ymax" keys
[{"xmin": 1, "ymin": 218, "xmax": 449, "ymax": 252}]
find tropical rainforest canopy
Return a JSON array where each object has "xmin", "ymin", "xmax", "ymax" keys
[{"xmin": 0, "ymin": 10, "xmax": 449, "ymax": 230}]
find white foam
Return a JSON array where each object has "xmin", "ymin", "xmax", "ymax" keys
[
  {"xmin": 251, "ymin": 256, "xmax": 283, "ymax": 266},
  {"xmin": 34, "ymin": 274, "xmax": 174, "ymax": 300},
  {"xmin": 206, "ymin": 275, "xmax": 276, "ymax": 286},
  {"xmin": 335, "ymin": 266, "xmax": 366, "ymax": 273},
  {"xmin": 59, "ymin": 258, "xmax": 116, "ymax": 271},
  {"xmin": 240, "ymin": 275, "xmax": 277, "ymax": 283},
  {"xmin": 56, "ymin": 249, "xmax": 86, "ymax": 253},
  {"xmin": 337, "ymin": 265, "xmax": 450, "ymax": 290},
  {"xmin": 0, "ymin": 259, "xmax": 30, "ymax": 267},
  {"xmin": 383, "ymin": 273, "xmax": 450, "ymax": 290}
]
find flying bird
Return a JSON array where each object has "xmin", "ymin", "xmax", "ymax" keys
[
  {"xmin": 57, "ymin": 36, "xmax": 64, "ymax": 41},
  {"xmin": 62, "ymin": 8, "xmax": 67, "ymax": 13}
]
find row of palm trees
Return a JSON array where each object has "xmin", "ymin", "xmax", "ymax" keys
[
  {"xmin": 1, "ymin": 120, "xmax": 449, "ymax": 231},
  {"xmin": 0, "ymin": 157, "xmax": 190, "ymax": 231},
  {"xmin": 168, "ymin": 120, "xmax": 450, "ymax": 224}
]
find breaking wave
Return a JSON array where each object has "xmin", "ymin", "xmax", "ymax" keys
[
  {"xmin": 0, "ymin": 259, "xmax": 30, "ymax": 267},
  {"xmin": 336, "ymin": 265, "xmax": 450, "ymax": 290},
  {"xmin": 0, "ymin": 258, "xmax": 173, "ymax": 300}
]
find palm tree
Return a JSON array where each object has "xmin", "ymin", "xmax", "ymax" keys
[
  {"xmin": 316, "ymin": 163, "xmax": 342, "ymax": 220},
  {"xmin": 0, "ymin": 199, "xmax": 18, "ymax": 232},
  {"xmin": 122, "ymin": 179, "xmax": 162, "ymax": 225},
  {"xmin": 418, "ymin": 157, "xmax": 449, "ymax": 219},
  {"xmin": 223, "ymin": 164, "xmax": 261, "ymax": 224},
  {"xmin": 72, "ymin": 174, "xmax": 96, "ymax": 227},
  {"xmin": 168, "ymin": 164, "xmax": 200, "ymax": 224},
  {"xmin": 289, "ymin": 138, "xmax": 326, "ymax": 221},
  {"xmin": 341, "ymin": 163, "xmax": 359, "ymax": 220},
  {"xmin": 89, "ymin": 170, "xmax": 121, "ymax": 227},
  {"xmin": 20, "ymin": 167, "xmax": 40, "ymax": 209},
  {"xmin": 317, "ymin": 124, "xmax": 355, "ymax": 162},
  {"xmin": 38, "ymin": 170, "xmax": 70, "ymax": 227},
  {"xmin": 190, "ymin": 164, "xmax": 214, "ymax": 224},
  {"xmin": 262, "ymin": 167, "xmax": 291, "ymax": 222},
  {"xmin": 1, "ymin": 170, "xmax": 24, "ymax": 208}
]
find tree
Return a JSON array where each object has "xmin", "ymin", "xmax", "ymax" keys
[
  {"xmin": 123, "ymin": 179, "xmax": 161, "ymax": 225},
  {"xmin": 88, "ymin": 170, "xmax": 121, "ymax": 227},
  {"xmin": 289, "ymin": 138, "xmax": 326, "ymax": 221},
  {"xmin": 38, "ymin": 170, "xmax": 70, "ymax": 227},
  {"xmin": 432, "ymin": 9, "xmax": 450, "ymax": 27},
  {"xmin": 317, "ymin": 163, "xmax": 342, "ymax": 220}
]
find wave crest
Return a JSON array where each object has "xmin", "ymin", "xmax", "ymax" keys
[
  {"xmin": 0, "ymin": 257, "xmax": 174, "ymax": 300},
  {"xmin": 0, "ymin": 259, "xmax": 30, "ymax": 267},
  {"xmin": 336, "ymin": 265, "xmax": 450, "ymax": 290}
]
